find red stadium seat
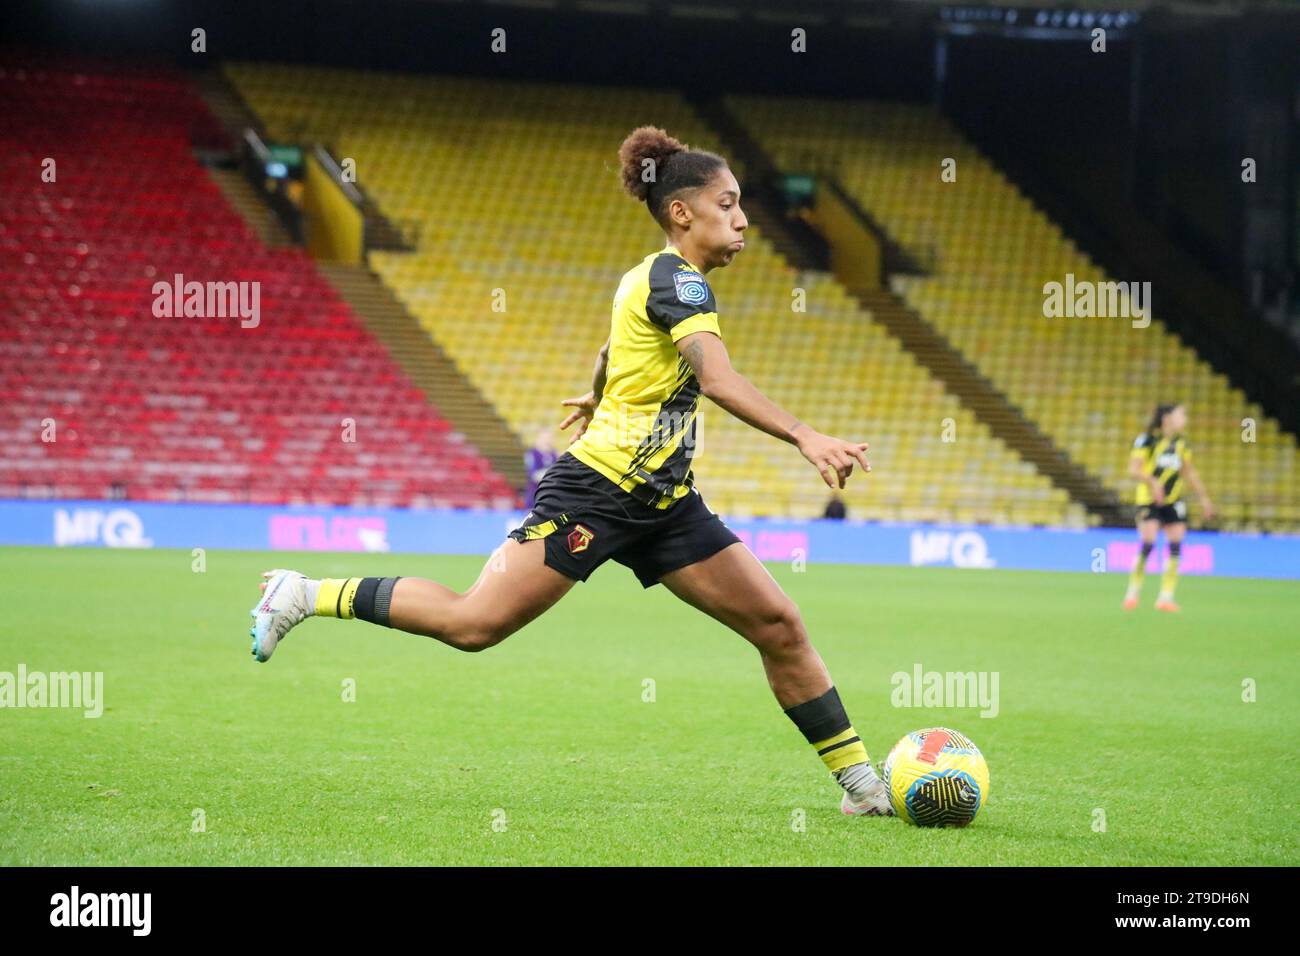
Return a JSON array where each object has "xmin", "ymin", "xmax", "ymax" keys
[{"xmin": 1, "ymin": 57, "xmax": 517, "ymax": 509}]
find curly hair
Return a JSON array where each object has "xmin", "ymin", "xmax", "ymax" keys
[{"xmin": 618, "ymin": 125, "xmax": 727, "ymax": 226}]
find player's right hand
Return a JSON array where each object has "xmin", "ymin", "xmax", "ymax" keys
[
  {"xmin": 559, "ymin": 391, "xmax": 598, "ymax": 444},
  {"xmin": 797, "ymin": 429, "xmax": 871, "ymax": 490},
  {"xmin": 1150, "ymin": 481, "xmax": 1166, "ymax": 506}
]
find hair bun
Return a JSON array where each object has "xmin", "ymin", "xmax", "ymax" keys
[{"xmin": 619, "ymin": 126, "xmax": 686, "ymax": 201}]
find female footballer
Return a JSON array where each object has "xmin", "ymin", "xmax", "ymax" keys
[
  {"xmin": 1123, "ymin": 403, "xmax": 1215, "ymax": 612},
  {"xmin": 248, "ymin": 127, "xmax": 892, "ymax": 816}
]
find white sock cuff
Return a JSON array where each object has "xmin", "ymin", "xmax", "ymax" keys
[{"xmin": 303, "ymin": 578, "xmax": 322, "ymax": 612}]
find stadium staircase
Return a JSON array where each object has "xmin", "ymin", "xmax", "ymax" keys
[
  {"xmin": 193, "ymin": 68, "xmax": 268, "ymax": 149},
  {"xmin": 960, "ymin": 126, "xmax": 1300, "ymax": 439},
  {"xmin": 317, "ymin": 261, "xmax": 527, "ymax": 488},
  {"xmin": 727, "ymin": 94, "xmax": 1300, "ymax": 532},
  {"xmin": 224, "ymin": 63, "xmax": 1086, "ymax": 525},
  {"xmin": 207, "ymin": 167, "xmax": 293, "ymax": 248},
  {"xmin": 683, "ymin": 92, "xmax": 828, "ymax": 272},
  {"xmin": 693, "ymin": 96, "xmax": 1127, "ymax": 526},
  {"xmin": 195, "ymin": 70, "xmax": 414, "ymax": 254},
  {"xmin": 853, "ymin": 289, "xmax": 1127, "ymax": 524},
  {"xmin": 201, "ymin": 68, "xmax": 523, "ymax": 486}
]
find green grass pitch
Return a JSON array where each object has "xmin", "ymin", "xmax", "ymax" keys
[{"xmin": 1, "ymin": 545, "xmax": 1295, "ymax": 866}]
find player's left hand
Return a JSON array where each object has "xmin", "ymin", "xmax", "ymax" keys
[
  {"xmin": 1201, "ymin": 497, "xmax": 1216, "ymax": 521},
  {"xmin": 796, "ymin": 429, "xmax": 871, "ymax": 490},
  {"xmin": 559, "ymin": 391, "xmax": 599, "ymax": 444}
]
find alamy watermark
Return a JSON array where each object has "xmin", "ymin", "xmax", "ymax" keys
[
  {"xmin": 50, "ymin": 886, "xmax": 150, "ymax": 936},
  {"xmin": 891, "ymin": 663, "xmax": 999, "ymax": 718},
  {"xmin": 577, "ymin": 406, "xmax": 703, "ymax": 458},
  {"xmin": 1, "ymin": 664, "xmax": 103, "ymax": 718},
  {"xmin": 1042, "ymin": 273, "xmax": 1150, "ymax": 328},
  {"xmin": 152, "ymin": 273, "xmax": 260, "ymax": 328}
]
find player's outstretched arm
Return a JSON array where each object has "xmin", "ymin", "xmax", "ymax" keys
[
  {"xmin": 676, "ymin": 330, "xmax": 869, "ymax": 490},
  {"xmin": 558, "ymin": 337, "xmax": 609, "ymax": 444}
]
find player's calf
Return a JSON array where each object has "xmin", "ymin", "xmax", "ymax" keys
[
  {"xmin": 1123, "ymin": 540, "xmax": 1155, "ymax": 610},
  {"xmin": 1156, "ymin": 541, "xmax": 1183, "ymax": 610},
  {"xmin": 257, "ymin": 573, "xmax": 527, "ymax": 655}
]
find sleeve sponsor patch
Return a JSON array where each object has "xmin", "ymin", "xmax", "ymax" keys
[{"xmin": 673, "ymin": 270, "xmax": 710, "ymax": 307}]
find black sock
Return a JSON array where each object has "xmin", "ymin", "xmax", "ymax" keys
[
  {"xmin": 784, "ymin": 686, "xmax": 870, "ymax": 773},
  {"xmin": 352, "ymin": 577, "xmax": 402, "ymax": 627}
]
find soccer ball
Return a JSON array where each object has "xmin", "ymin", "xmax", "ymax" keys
[{"xmin": 882, "ymin": 727, "xmax": 990, "ymax": 827}]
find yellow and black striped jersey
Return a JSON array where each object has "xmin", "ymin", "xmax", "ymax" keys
[
  {"xmin": 569, "ymin": 244, "xmax": 721, "ymax": 509},
  {"xmin": 1131, "ymin": 432, "xmax": 1193, "ymax": 505}
]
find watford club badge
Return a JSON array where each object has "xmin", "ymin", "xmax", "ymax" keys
[{"xmin": 566, "ymin": 524, "xmax": 595, "ymax": 554}]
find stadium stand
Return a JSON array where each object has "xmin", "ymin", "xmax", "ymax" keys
[
  {"xmin": 0, "ymin": 59, "xmax": 516, "ymax": 509},
  {"xmin": 225, "ymin": 63, "xmax": 1085, "ymax": 524},
  {"xmin": 728, "ymin": 96, "xmax": 1300, "ymax": 532}
]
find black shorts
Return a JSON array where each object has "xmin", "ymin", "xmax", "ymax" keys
[
  {"xmin": 507, "ymin": 452, "xmax": 741, "ymax": 588},
  {"xmin": 1138, "ymin": 501, "xmax": 1188, "ymax": 525}
]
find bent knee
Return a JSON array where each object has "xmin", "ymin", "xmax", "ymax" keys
[{"xmin": 749, "ymin": 599, "xmax": 807, "ymax": 651}]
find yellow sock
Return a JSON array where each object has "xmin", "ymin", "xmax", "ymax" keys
[
  {"xmin": 1128, "ymin": 544, "xmax": 1152, "ymax": 594},
  {"xmin": 812, "ymin": 727, "xmax": 870, "ymax": 773},
  {"xmin": 1127, "ymin": 563, "xmax": 1146, "ymax": 592},
  {"xmin": 784, "ymin": 687, "xmax": 871, "ymax": 776},
  {"xmin": 1160, "ymin": 555, "xmax": 1180, "ymax": 598},
  {"xmin": 315, "ymin": 577, "xmax": 361, "ymax": 618}
]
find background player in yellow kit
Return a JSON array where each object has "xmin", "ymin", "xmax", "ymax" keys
[{"xmin": 1123, "ymin": 403, "xmax": 1215, "ymax": 612}]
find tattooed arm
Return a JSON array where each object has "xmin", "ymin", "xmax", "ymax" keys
[
  {"xmin": 591, "ymin": 337, "xmax": 610, "ymax": 403},
  {"xmin": 676, "ymin": 331, "xmax": 870, "ymax": 490}
]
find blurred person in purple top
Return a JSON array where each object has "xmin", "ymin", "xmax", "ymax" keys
[{"xmin": 524, "ymin": 427, "xmax": 559, "ymax": 510}]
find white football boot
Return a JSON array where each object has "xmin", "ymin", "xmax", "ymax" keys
[
  {"xmin": 248, "ymin": 569, "xmax": 312, "ymax": 662},
  {"xmin": 838, "ymin": 764, "xmax": 895, "ymax": 817}
]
